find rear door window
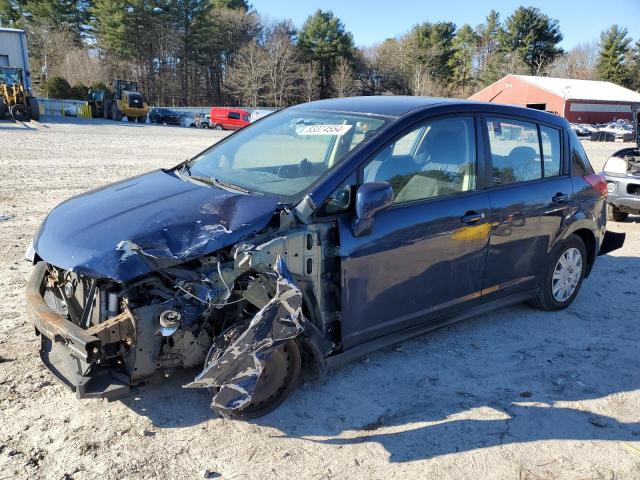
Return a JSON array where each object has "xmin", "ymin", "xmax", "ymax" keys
[
  {"xmin": 540, "ymin": 126, "xmax": 561, "ymax": 177},
  {"xmin": 229, "ymin": 111, "xmax": 241, "ymax": 120},
  {"xmin": 486, "ymin": 118, "xmax": 542, "ymax": 184}
]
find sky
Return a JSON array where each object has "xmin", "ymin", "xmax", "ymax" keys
[{"xmin": 250, "ymin": 0, "xmax": 640, "ymax": 50}]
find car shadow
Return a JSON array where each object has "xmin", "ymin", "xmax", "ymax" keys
[
  {"xmin": 120, "ymin": 368, "xmax": 213, "ymax": 428},
  {"xmin": 122, "ymin": 253, "xmax": 640, "ymax": 462}
]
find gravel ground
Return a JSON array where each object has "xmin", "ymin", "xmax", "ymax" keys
[{"xmin": 0, "ymin": 117, "xmax": 639, "ymax": 480}]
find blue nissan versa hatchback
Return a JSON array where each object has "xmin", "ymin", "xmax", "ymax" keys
[{"xmin": 26, "ymin": 97, "xmax": 624, "ymax": 418}]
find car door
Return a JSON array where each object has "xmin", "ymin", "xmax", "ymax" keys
[
  {"xmin": 338, "ymin": 114, "xmax": 491, "ymax": 349},
  {"xmin": 226, "ymin": 111, "xmax": 241, "ymax": 130},
  {"xmin": 481, "ymin": 116, "xmax": 573, "ymax": 301}
]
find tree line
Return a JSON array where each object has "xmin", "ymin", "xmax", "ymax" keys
[{"xmin": 0, "ymin": 1, "xmax": 638, "ymax": 107}]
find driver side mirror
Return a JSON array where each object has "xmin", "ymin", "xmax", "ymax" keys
[{"xmin": 352, "ymin": 182, "xmax": 394, "ymax": 237}]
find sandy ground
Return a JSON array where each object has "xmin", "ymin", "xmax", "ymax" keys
[{"xmin": 0, "ymin": 117, "xmax": 639, "ymax": 480}]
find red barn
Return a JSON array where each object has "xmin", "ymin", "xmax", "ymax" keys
[{"xmin": 469, "ymin": 74, "xmax": 640, "ymax": 123}]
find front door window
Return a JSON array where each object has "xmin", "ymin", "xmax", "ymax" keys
[{"xmin": 363, "ymin": 116, "xmax": 477, "ymax": 203}]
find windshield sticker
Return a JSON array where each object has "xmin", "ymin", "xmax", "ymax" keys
[{"xmin": 298, "ymin": 124, "xmax": 353, "ymax": 136}]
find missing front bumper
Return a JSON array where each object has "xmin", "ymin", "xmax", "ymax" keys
[{"xmin": 26, "ymin": 262, "xmax": 130, "ymax": 400}]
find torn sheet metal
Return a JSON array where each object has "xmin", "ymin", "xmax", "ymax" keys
[
  {"xmin": 32, "ymin": 170, "xmax": 278, "ymax": 283},
  {"xmin": 185, "ymin": 255, "xmax": 304, "ymax": 411}
]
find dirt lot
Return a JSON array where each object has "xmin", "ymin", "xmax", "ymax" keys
[{"xmin": 0, "ymin": 117, "xmax": 639, "ymax": 480}]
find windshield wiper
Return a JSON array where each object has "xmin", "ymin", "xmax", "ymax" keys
[
  {"xmin": 181, "ymin": 173, "xmax": 250, "ymax": 194},
  {"xmin": 211, "ymin": 177, "xmax": 251, "ymax": 194}
]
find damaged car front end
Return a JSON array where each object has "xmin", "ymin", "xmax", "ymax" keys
[
  {"xmin": 27, "ymin": 97, "xmax": 620, "ymax": 418},
  {"xmin": 26, "ymin": 106, "xmax": 383, "ymax": 417},
  {"xmin": 602, "ymin": 106, "xmax": 640, "ymax": 221}
]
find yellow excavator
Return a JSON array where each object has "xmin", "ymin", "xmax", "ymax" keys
[
  {"xmin": 104, "ymin": 79, "xmax": 149, "ymax": 122},
  {"xmin": 0, "ymin": 66, "xmax": 39, "ymax": 121}
]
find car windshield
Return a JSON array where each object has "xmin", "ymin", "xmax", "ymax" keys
[{"xmin": 184, "ymin": 109, "xmax": 388, "ymax": 198}]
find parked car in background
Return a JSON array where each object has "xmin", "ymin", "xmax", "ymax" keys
[
  {"xmin": 25, "ymin": 97, "xmax": 624, "ymax": 419},
  {"xmin": 570, "ymin": 123, "xmax": 590, "ymax": 136},
  {"xmin": 149, "ymin": 108, "xmax": 181, "ymax": 125},
  {"xmin": 602, "ymin": 107, "xmax": 640, "ymax": 221},
  {"xmin": 197, "ymin": 114, "xmax": 211, "ymax": 129},
  {"xmin": 599, "ymin": 123, "xmax": 632, "ymax": 138},
  {"xmin": 181, "ymin": 113, "xmax": 198, "ymax": 128},
  {"xmin": 210, "ymin": 107, "xmax": 250, "ymax": 130},
  {"xmin": 578, "ymin": 123, "xmax": 598, "ymax": 135}
]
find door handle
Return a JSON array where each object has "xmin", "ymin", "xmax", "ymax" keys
[
  {"xmin": 552, "ymin": 193, "xmax": 569, "ymax": 203},
  {"xmin": 461, "ymin": 211, "xmax": 485, "ymax": 225}
]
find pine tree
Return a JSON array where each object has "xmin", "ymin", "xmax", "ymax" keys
[
  {"xmin": 298, "ymin": 10, "xmax": 354, "ymax": 98},
  {"xmin": 25, "ymin": 0, "xmax": 94, "ymax": 44},
  {"xmin": 500, "ymin": 7, "xmax": 563, "ymax": 74},
  {"xmin": 626, "ymin": 40, "xmax": 640, "ymax": 90},
  {"xmin": 0, "ymin": 0, "xmax": 27, "ymax": 27},
  {"xmin": 451, "ymin": 24, "xmax": 479, "ymax": 95},
  {"xmin": 596, "ymin": 25, "xmax": 631, "ymax": 85},
  {"xmin": 408, "ymin": 21, "xmax": 456, "ymax": 83}
]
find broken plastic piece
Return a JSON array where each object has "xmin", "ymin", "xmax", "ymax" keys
[{"xmin": 185, "ymin": 255, "xmax": 304, "ymax": 410}]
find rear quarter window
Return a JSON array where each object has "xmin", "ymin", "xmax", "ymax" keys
[{"xmin": 569, "ymin": 129, "xmax": 594, "ymax": 176}]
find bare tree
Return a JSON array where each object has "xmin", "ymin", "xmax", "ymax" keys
[
  {"xmin": 547, "ymin": 41, "xmax": 598, "ymax": 79},
  {"xmin": 262, "ymin": 31, "xmax": 300, "ymax": 108},
  {"xmin": 225, "ymin": 42, "xmax": 266, "ymax": 107},
  {"xmin": 300, "ymin": 62, "xmax": 320, "ymax": 102},
  {"xmin": 331, "ymin": 58, "xmax": 357, "ymax": 97},
  {"xmin": 411, "ymin": 64, "xmax": 447, "ymax": 96}
]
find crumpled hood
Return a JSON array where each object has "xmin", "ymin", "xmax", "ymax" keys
[{"xmin": 33, "ymin": 170, "xmax": 279, "ymax": 282}]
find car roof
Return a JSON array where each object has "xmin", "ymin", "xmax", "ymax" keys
[
  {"xmin": 291, "ymin": 95, "xmax": 568, "ymax": 128},
  {"xmin": 292, "ymin": 96, "xmax": 457, "ymax": 117}
]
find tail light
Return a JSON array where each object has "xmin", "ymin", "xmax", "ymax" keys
[{"xmin": 584, "ymin": 174, "xmax": 608, "ymax": 198}]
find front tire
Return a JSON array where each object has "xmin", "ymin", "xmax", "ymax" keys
[
  {"xmin": 607, "ymin": 204, "xmax": 628, "ymax": 222},
  {"xmin": 531, "ymin": 234, "xmax": 587, "ymax": 311},
  {"xmin": 211, "ymin": 339, "xmax": 301, "ymax": 419},
  {"xmin": 10, "ymin": 103, "xmax": 30, "ymax": 121}
]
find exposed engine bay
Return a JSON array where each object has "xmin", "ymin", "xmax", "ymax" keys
[
  {"xmin": 608, "ymin": 148, "xmax": 640, "ymax": 176},
  {"xmin": 31, "ymin": 209, "xmax": 339, "ymax": 416}
]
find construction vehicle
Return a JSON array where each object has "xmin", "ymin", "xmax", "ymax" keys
[
  {"xmin": 0, "ymin": 28, "xmax": 39, "ymax": 121},
  {"xmin": 0, "ymin": 66, "xmax": 39, "ymax": 121},
  {"xmin": 103, "ymin": 79, "xmax": 149, "ymax": 122},
  {"xmin": 87, "ymin": 89, "xmax": 106, "ymax": 118}
]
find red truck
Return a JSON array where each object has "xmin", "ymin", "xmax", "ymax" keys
[{"xmin": 209, "ymin": 107, "xmax": 251, "ymax": 130}]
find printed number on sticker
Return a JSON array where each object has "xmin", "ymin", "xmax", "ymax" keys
[{"xmin": 298, "ymin": 124, "xmax": 353, "ymax": 136}]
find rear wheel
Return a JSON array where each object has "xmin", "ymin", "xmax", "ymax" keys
[
  {"xmin": 209, "ymin": 339, "xmax": 301, "ymax": 419},
  {"xmin": 607, "ymin": 204, "xmax": 628, "ymax": 222},
  {"xmin": 0, "ymin": 100, "xmax": 6, "ymax": 120},
  {"xmin": 214, "ymin": 123, "xmax": 223, "ymax": 130},
  {"xmin": 200, "ymin": 123, "xmax": 209, "ymax": 129},
  {"xmin": 530, "ymin": 234, "xmax": 587, "ymax": 311},
  {"xmin": 28, "ymin": 97, "xmax": 39, "ymax": 121}
]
